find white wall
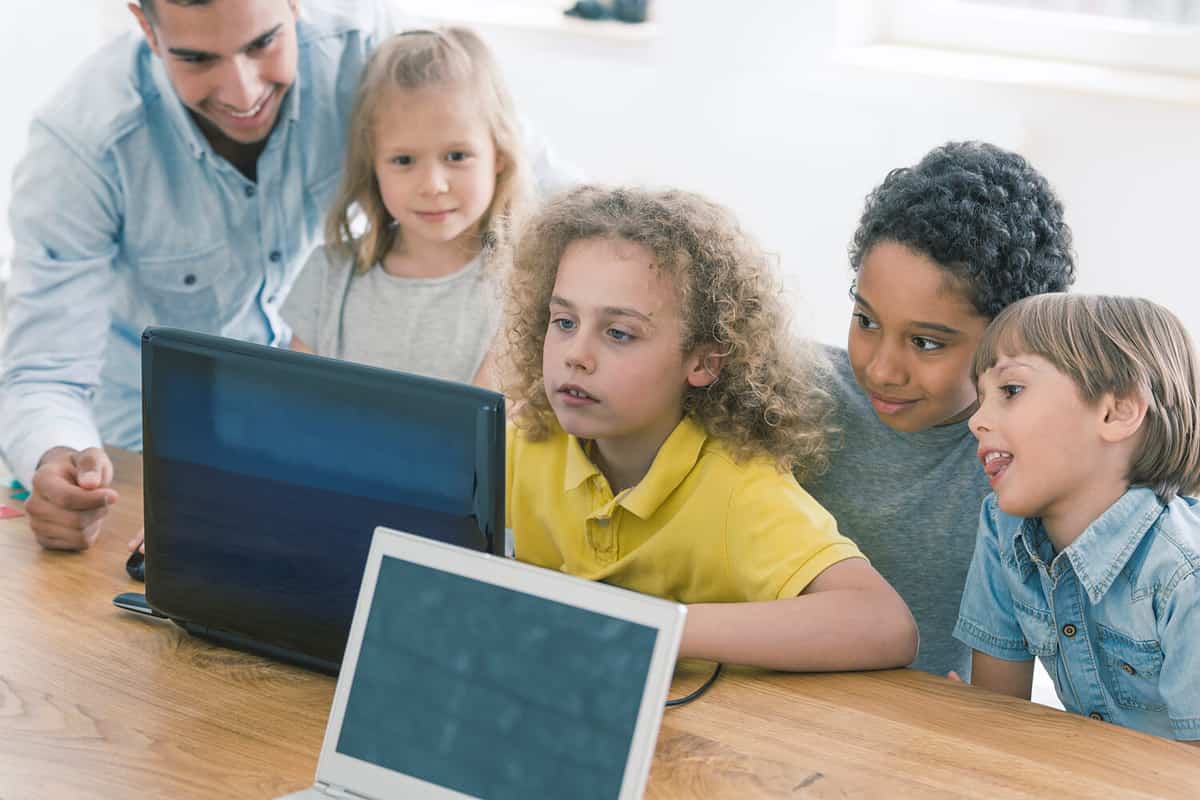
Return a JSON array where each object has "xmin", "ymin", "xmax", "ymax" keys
[
  {"xmin": 2, "ymin": 0, "xmax": 1197, "ymax": 344},
  {"xmin": 460, "ymin": 0, "xmax": 1200, "ymax": 344}
]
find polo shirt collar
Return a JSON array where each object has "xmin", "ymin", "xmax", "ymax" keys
[{"xmin": 562, "ymin": 417, "xmax": 709, "ymax": 520}]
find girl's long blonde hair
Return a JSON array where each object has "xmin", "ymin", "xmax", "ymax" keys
[
  {"xmin": 502, "ymin": 186, "xmax": 836, "ymax": 479},
  {"xmin": 325, "ymin": 27, "xmax": 530, "ymax": 272}
]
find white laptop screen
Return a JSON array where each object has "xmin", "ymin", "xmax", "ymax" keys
[{"xmin": 334, "ymin": 555, "xmax": 660, "ymax": 799}]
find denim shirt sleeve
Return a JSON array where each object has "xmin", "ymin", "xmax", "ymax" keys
[
  {"xmin": 953, "ymin": 497, "xmax": 1032, "ymax": 660},
  {"xmin": 1159, "ymin": 570, "xmax": 1200, "ymax": 740},
  {"xmin": 0, "ymin": 119, "xmax": 117, "ymax": 485}
]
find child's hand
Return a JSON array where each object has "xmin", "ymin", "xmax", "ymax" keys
[{"xmin": 947, "ymin": 671, "xmax": 964, "ymax": 683}]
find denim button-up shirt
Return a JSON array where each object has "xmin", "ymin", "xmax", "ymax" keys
[
  {"xmin": 955, "ymin": 487, "xmax": 1200, "ymax": 741},
  {"xmin": 0, "ymin": 3, "xmax": 399, "ymax": 485}
]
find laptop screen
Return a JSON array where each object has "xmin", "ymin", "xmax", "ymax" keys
[
  {"xmin": 335, "ymin": 555, "xmax": 660, "ymax": 800},
  {"xmin": 141, "ymin": 328, "xmax": 505, "ymax": 668}
]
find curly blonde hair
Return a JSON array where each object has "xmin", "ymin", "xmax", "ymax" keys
[
  {"xmin": 501, "ymin": 186, "xmax": 835, "ymax": 479},
  {"xmin": 325, "ymin": 27, "xmax": 530, "ymax": 273}
]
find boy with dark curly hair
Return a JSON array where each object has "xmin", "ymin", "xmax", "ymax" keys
[
  {"xmin": 804, "ymin": 141, "xmax": 1076, "ymax": 678},
  {"xmin": 502, "ymin": 185, "xmax": 919, "ymax": 671}
]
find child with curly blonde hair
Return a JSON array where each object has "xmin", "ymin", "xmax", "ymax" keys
[{"xmin": 502, "ymin": 186, "xmax": 918, "ymax": 671}]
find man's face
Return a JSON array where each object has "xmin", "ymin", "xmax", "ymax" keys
[{"xmin": 131, "ymin": 0, "xmax": 300, "ymax": 146}]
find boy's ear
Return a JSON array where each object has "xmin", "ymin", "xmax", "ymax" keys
[
  {"xmin": 128, "ymin": 3, "xmax": 159, "ymax": 54},
  {"xmin": 1098, "ymin": 390, "xmax": 1148, "ymax": 445},
  {"xmin": 685, "ymin": 346, "xmax": 723, "ymax": 389}
]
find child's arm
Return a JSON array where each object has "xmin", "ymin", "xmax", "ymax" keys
[
  {"xmin": 679, "ymin": 557, "xmax": 918, "ymax": 671},
  {"xmin": 290, "ymin": 335, "xmax": 314, "ymax": 354},
  {"xmin": 968, "ymin": 650, "xmax": 1034, "ymax": 699}
]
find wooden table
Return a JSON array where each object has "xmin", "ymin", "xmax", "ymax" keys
[{"xmin": 1, "ymin": 448, "xmax": 1196, "ymax": 799}]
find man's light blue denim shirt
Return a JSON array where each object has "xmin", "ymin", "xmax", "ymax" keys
[
  {"xmin": 0, "ymin": 2, "xmax": 400, "ymax": 486},
  {"xmin": 955, "ymin": 487, "xmax": 1200, "ymax": 741}
]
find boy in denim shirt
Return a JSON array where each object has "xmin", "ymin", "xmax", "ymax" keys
[{"xmin": 955, "ymin": 294, "xmax": 1200, "ymax": 744}]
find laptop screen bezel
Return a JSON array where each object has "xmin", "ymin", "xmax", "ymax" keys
[
  {"xmin": 140, "ymin": 326, "xmax": 506, "ymax": 667},
  {"xmin": 311, "ymin": 526, "xmax": 686, "ymax": 800}
]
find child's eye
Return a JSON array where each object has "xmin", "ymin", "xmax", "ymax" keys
[
  {"xmin": 912, "ymin": 336, "xmax": 944, "ymax": 352},
  {"xmin": 606, "ymin": 328, "xmax": 634, "ymax": 343},
  {"xmin": 550, "ymin": 317, "xmax": 575, "ymax": 332},
  {"xmin": 1000, "ymin": 384, "xmax": 1023, "ymax": 399},
  {"xmin": 389, "ymin": 155, "xmax": 412, "ymax": 166},
  {"xmin": 446, "ymin": 151, "xmax": 471, "ymax": 163},
  {"xmin": 853, "ymin": 312, "xmax": 878, "ymax": 330},
  {"xmin": 248, "ymin": 33, "xmax": 277, "ymax": 53}
]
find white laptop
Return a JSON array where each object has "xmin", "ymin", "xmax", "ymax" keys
[{"xmin": 279, "ymin": 526, "xmax": 687, "ymax": 800}]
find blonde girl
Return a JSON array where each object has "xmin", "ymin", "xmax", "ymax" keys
[
  {"xmin": 502, "ymin": 186, "xmax": 918, "ymax": 671},
  {"xmin": 283, "ymin": 28, "xmax": 530, "ymax": 386}
]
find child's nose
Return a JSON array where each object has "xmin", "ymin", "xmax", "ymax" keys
[
  {"xmin": 419, "ymin": 163, "xmax": 449, "ymax": 194},
  {"xmin": 968, "ymin": 405, "xmax": 988, "ymax": 435},
  {"xmin": 565, "ymin": 339, "xmax": 594, "ymax": 372},
  {"xmin": 865, "ymin": 339, "xmax": 907, "ymax": 387}
]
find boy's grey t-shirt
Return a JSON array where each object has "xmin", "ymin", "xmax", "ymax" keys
[
  {"xmin": 281, "ymin": 244, "xmax": 500, "ymax": 383},
  {"xmin": 804, "ymin": 346, "xmax": 989, "ymax": 678}
]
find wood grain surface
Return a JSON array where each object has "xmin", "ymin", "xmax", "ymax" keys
[{"xmin": 0, "ymin": 448, "xmax": 1195, "ymax": 799}]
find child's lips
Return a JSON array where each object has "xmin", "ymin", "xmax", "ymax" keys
[
  {"xmin": 868, "ymin": 392, "xmax": 919, "ymax": 415},
  {"xmin": 557, "ymin": 384, "xmax": 598, "ymax": 406},
  {"xmin": 979, "ymin": 448, "xmax": 1014, "ymax": 484}
]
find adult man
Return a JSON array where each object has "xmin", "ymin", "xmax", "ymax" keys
[{"xmin": 1, "ymin": 0, "xmax": 569, "ymax": 550}]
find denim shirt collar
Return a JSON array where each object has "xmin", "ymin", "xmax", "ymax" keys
[
  {"xmin": 1011, "ymin": 487, "xmax": 1165, "ymax": 604},
  {"xmin": 147, "ymin": 40, "xmax": 302, "ymax": 163}
]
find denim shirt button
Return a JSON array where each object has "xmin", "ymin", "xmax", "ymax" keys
[
  {"xmin": 244, "ymin": 185, "xmax": 256, "ymax": 198},
  {"xmin": 269, "ymin": 250, "xmax": 282, "ymax": 263},
  {"xmin": 1121, "ymin": 662, "xmax": 1136, "ymax": 676},
  {"xmin": 1089, "ymin": 711, "xmax": 1104, "ymax": 721},
  {"xmin": 1062, "ymin": 623, "xmax": 1077, "ymax": 638},
  {"xmin": 183, "ymin": 274, "xmax": 197, "ymax": 286}
]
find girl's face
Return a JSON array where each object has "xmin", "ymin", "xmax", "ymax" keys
[
  {"xmin": 373, "ymin": 85, "xmax": 504, "ymax": 256},
  {"xmin": 542, "ymin": 238, "xmax": 715, "ymax": 456},
  {"xmin": 847, "ymin": 241, "xmax": 990, "ymax": 432}
]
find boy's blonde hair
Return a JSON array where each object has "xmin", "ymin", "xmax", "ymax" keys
[
  {"xmin": 325, "ymin": 27, "xmax": 529, "ymax": 272},
  {"xmin": 973, "ymin": 294, "xmax": 1200, "ymax": 501},
  {"xmin": 502, "ymin": 186, "xmax": 835, "ymax": 479}
]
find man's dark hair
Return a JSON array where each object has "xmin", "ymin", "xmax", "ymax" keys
[
  {"xmin": 139, "ymin": 0, "xmax": 212, "ymax": 23},
  {"xmin": 849, "ymin": 141, "xmax": 1076, "ymax": 318}
]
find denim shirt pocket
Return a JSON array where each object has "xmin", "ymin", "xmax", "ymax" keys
[
  {"xmin": 1012, "ymin": 599, "xmax": 1058, "ymax": 657},
  {"xmin": 1096, "ymin": 623, "xmax": 1166, "ymax": 711},
  {"xmin": 134, "ymin": 243, "xmax": 232, "ymax": 333}
]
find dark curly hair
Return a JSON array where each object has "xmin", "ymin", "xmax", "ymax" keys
[{"xmin": 849, "ymin": 141, "xmax": 1076, "ymax": 318}]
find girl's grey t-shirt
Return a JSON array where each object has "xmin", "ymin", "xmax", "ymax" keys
[
  {"xmin": 803, "ymin": 346, "xmax": 989, "ymax": 678},
  {"xmin": 281, "ymin": 245, "xmax": 501, "ymax": 383}
]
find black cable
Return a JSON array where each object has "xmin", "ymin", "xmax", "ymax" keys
[{"xmin": 665, "ymin": 662, "xmax": 723, "ymax": 707}]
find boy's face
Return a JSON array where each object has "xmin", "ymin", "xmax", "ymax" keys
[
  {"xmin": 373, "ymin": 86, "xmax": 503, "ymax": 258},
  {"xmin": 847, "ymin": 241, "xmax": 990, "ymax": 432},
  {"xmin": 131, "ymin": 0, "xmax": 300, "ymax": 147},
  {"xmin": 970, "ymin": 354, "xmax": 1105, "ymax": 523},
  {"xmin": 542, "ymin": 238, "xmax": 715, "ymax": 457}
]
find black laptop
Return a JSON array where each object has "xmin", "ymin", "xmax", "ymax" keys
[{"xmin": 132, "ymin": 327, "xmax": 505, "ymax": 673}]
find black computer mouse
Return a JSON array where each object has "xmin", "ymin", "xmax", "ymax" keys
[{"xmin": 126, "ymin": 550, "xmax": 146, "ymax": 581}]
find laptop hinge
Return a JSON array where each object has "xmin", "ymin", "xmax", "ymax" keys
[{"xmin": 315, "ymin": 781, "xmax": 372, "ymax": 800}]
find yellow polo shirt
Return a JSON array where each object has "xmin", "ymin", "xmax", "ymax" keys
[{"xmin": 506, "ymin": 416, "xmax": 864, "ymax": 603}]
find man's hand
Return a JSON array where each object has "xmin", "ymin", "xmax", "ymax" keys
[
  {"xmin": 129, "ymin": 527, "xmax": 144, "ymax": 555},
  {"xmin": 26, "ymin": 446, "xmax": 119, "ymax": 551}
]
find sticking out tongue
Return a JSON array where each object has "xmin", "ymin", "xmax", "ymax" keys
[{"xmin": 984, "ymin": 453, "xmax": 1013, "ymax": 479}]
